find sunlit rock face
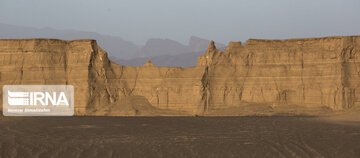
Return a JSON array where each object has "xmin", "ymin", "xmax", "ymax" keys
[
  {"xmin": 198, "ymin": 37, "xmax": 360, "ymax": 112},
  {"xmin": 0, "ymin": 36, "xmax": 359, "ymax": 116},
  {"xmin": 0, "ymin": 39, "xmax": 114, "ymax": 115}
]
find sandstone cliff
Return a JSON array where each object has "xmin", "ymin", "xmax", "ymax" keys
[
  {"xmin": 198, "ymin": 37, "xmax": 360, "ymax": 111},
  {"xmin": 0, "ymin": 36, "xmax": 359, "ymax": 116},
  {"xmin": 0, "ymin": 39, "xmax": 115, "ymax": 114}
]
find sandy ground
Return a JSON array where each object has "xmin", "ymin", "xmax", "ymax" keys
[
  {"xmin": 0, "ymin": 116, "xmax": 359, "ymax": 158},
  {"xmin": 320, "ymin": 110, "xmax": 360, "ymax": 126}
]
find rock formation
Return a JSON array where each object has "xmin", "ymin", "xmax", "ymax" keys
[{"xmin": 0, "ymin": 36, "xmax": 359, "ymax": 116}]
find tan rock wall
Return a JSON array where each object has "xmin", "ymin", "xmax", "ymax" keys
[
  {"xmin": 0, "ymin": 39, "xmax": 115, "ymax": 114},
  {"xmin": 0, "ymin": 36, "xmax": 359, "ymax": 115},
  {"xmin": 198, "ymin": 36, "xmax": 360, "ymax": 111}
]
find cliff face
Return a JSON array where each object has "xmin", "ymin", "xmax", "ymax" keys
[
  {"xmin": 198, "ymin": 37, "xmax": 360, "ymax": 112},
  {"xmin": 0, "ymin": 36, "xmax": 359, "ymax": 116},
  {"xmin": 0, "ymin": 39, "xmax": 115, "ymax": 114}
]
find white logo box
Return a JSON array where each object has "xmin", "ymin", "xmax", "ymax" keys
[{"xmin": 3, "ymin": 85, "xmax": 74, "ymax": 116}]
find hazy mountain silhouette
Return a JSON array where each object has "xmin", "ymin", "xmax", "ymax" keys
[
  {"xmin": 0, "ymin": 23, "xmax": 140, "ymax": 59},
  {"xmin": 0, "ymin": 23, "xmax": 226, "ymax": 67},
  {"xmin": 138, "ymin": 36, "xmax": 225, "ymax": 57},
  {"xmin": 138, "ymin": 39, "xmax": 190, "ymax": 57},
  {"xmin": 113, "ymin": 37, "xmax": 226, "ymax": 67}
]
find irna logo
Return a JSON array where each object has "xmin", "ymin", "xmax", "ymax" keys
[
  {"xmin": 8, "ymin": 91, "xmax": 69, "ymax": 106},
  {"xmin": 3, "ymin": 85, "xmax": 74, "ymax": 116}
]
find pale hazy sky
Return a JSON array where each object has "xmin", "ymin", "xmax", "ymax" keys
[{"xmin": 0, "ymin": 0, "xmax": 359, "ymax": 45}]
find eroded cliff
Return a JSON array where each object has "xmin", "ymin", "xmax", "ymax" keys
[
  {"xmin": 198, "ymin": 37, "xmax": 360, "ymax": 113},
  {"xmin": 0, "ymin": 39, "xmax": 117, "ymax": 114},
  {"xmin": 0, "ymin": 36, "xmax": 359, "ymax": 116}
]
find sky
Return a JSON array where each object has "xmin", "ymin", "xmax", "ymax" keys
[{"xmin": 0, "ymin": 0, "xmax": 359, "ymax": 45}]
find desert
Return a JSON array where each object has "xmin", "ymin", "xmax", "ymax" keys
[
  {"xmin": 1, "ymin": 0, "xmax": 360, "ymax": 157},
  {"xmin": 1, "ymin": 36, "xmax": 360, "ymax": 157},
  {"xmin": 0, "ymin": 116, "xmax": 360, "ymax": 157}
]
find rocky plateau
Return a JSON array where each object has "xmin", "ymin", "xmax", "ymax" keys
[{"xmin": 1, "ymin": 36, "xmax": 360, "ymax": 116}]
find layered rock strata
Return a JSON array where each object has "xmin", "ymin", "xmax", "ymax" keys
[{"xmin": 0, "ymin": 36, "xmax": 359, "ymax": 115}]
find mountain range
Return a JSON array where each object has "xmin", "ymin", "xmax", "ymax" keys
[
  {"xmin": 112, "ymin": 36, "xmax": 226, "ymax": 67},
  {"xmin": 0, "ymin": 23, "xmax": 226, "ymax": 67}
]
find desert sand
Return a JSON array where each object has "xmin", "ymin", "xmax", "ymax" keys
[{"xmin": 0, "ymin": 116, "xmax": 359, "ymax": 157}]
